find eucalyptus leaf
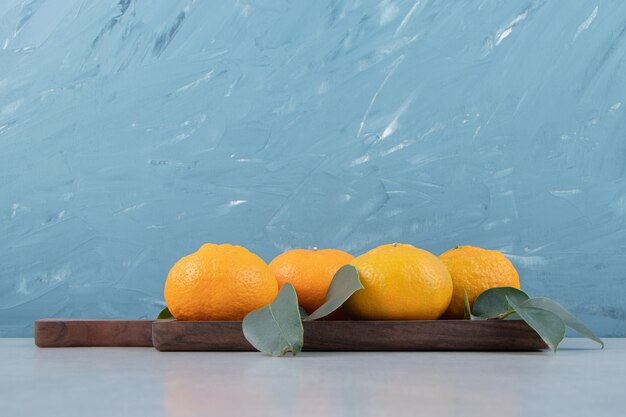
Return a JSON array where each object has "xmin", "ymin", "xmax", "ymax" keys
[
  {"xmin": 242, "ymin": 283, "xmax": 303, "ymax": 356},
  {"xmin": 463, "ymin": 290, "xmax": 472, "ymax": 320},
  {"xmin": 472, "ymin": 287, "xmax": 529, "ymax": 319},
  {"xmin": 304, "ymin": 265, "xmax": 363, "ymax": 321},
  {"xmin": 157, "ymin": 307, "xmax": 173, "ymax": 320},
  {"xmin": 507, "ymin": 296, "xmax": 566, "ymax": 352},
  {"xmin": 298, "ymin": 306, "xmax": 309, "ymax": 320},
  {"xmin": 503, "ymin": 312, "xmax": 521, "ymax": 320},
  {"xmin": 522, "ymin": 297, "xmax": 604, "ymax": 348}
]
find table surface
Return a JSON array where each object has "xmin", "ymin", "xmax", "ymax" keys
[{"xmin": 1, "ymin": 338, "xmax": 623, "ymax": 417}]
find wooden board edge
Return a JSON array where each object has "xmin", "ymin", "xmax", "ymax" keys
[
  {"xmin": 35, "ymin": 319, "xmax": 154, "ymax": 348},
  {"xmin": 151, "ymin": 319, "xmax": 548, "ymax": 352}
]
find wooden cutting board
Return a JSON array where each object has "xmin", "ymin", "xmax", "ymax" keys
[
  {"xmin": 152, "ymin": 319, "xmax": 547, "ymax": 351},
  {"xmin": 35, "ymin": 319, "xmax": 153, "ymax": 347},
  {"xmin": 35, "ymin": 319, "xmax": 547, "ymax": 351}
]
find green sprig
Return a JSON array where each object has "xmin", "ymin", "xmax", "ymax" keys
[
  {"xmin": 242, "ymin": 265, "xmax": 363, "ymax": 356},
  {"xmin": 468, "ymin": 287, "xmax": 603, "ymax": 351}
]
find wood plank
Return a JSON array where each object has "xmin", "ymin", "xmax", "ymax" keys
[
  {"xmin": 152, "ymin": 320, "xmax": 547, "ymax": 351},
  {"xmin": 35, "ymin": 319, "xmax": 153, "ymax": 347}
]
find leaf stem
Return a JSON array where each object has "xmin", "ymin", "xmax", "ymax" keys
[{"xmin": 492, "ymin": 309, "xmax": 516, "ymax": 320}]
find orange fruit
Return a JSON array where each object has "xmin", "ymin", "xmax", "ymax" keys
[
  {"xmin": 439, "ymin": 245, "xmax": 520, "ymax": 319},
  {"xmin": 164, "ymin": 243, "xmax": 278, "ymax": 321},
  {"xmin": 269, "ymin": 248, "xmax": 354, "ymax": 314},
  {"xmin": 344, "ymin": 243, "xmax": 452, "ymax": 320}
]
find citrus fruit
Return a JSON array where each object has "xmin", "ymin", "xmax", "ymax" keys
[
  {"xmin": 439, "ymin": 245, "xmax": 520, "ymax": 319},
  {"xmin": 269, "ymin": 248, "xmax": 354, "ymax": 314},
  {"xmin": 164, "ymin": 243, "xmax": 278, "ymax": 321},
  {"xmin": 344, "ymin": 243, "xmax": 452, "ymax": 320}
]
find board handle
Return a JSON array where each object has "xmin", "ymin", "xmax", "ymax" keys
[{"xmin": 35, "ymin": 319, "xmax": 153, "ymax": 347}]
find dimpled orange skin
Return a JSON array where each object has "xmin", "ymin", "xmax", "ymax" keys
[
  {"xmin": 440, "ymin": 245, "xmax": 520, "ymax": 319},
  {"xmin": 344, "ymin": 243, "xmax": 453, "ymax": 320},
  {"xmin": 269, "ymin": 249, "xmax": 354, "ymax": 314},
  {"xmin": 164, "ymin": 244, "xmax": 278, "ymax": 321}
]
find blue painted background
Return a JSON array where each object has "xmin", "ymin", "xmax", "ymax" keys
[{"xmin": 1, "ymin": 1, "xmax": 625, "ymax": 336}]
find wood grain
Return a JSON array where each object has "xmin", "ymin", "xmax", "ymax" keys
[
  {"xmin": 35, "ymin": 319, "xmax": 153, "ymax": 347},
  {"xmin": 152, "ymin": 319, "xmax": 548, "ymax": 351}
]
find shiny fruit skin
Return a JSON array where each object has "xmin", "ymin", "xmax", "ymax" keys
[
  {"xmin": 269, "ymin": 248, "xmax": 354, "ymax": 314},
  {"xmin": 164, "ymin": 243, "xmax": 278, "ymax": 321},
  {"xmin": 440, "ymin": 245, "xmax": 520, "ymax": 319},
  {"xmin": 344, "ymin": 243, "xmax": 453, "ymax": 320}
]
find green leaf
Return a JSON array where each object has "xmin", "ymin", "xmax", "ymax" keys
[
  {"xmin": 298, "ymin": 306, "xmax": 309, "ymax": 320},
  {"xmin": 522, "ymin": 298, "xmax": 604, "ymax": 348},
  {"xmin": 157, "ymin": 307, "xmax": 173, "ymax": 319},
  {"xmin": 463, "ymin": 289, "xmax": 472, "ymax": 320},
  {"xmin": 507, "ymin": 296, "xmax": 565, "ymax": 352},
  {"xmin": 503, "ymin": 312, "xmax": 521, "ymax": 320},
  {"xmin": 242, "ymin": 283, "xmax": 303, "ymax": 356},
  {"xmin": 304, "ymin": 265, "xmax": 363, "ymax": 321},
  {"xmin": 472, "ymin": 287, "xmax": 529, "ymax": 319}
]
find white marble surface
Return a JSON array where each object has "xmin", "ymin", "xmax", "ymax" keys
[{"xmin": 1, "ymin": 338, "xmax": 622, "ymax": 417}]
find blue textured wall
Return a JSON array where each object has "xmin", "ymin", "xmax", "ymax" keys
[{"xmin": 1, "ymin": 1, "xmax": 625, "ymax": 336}]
